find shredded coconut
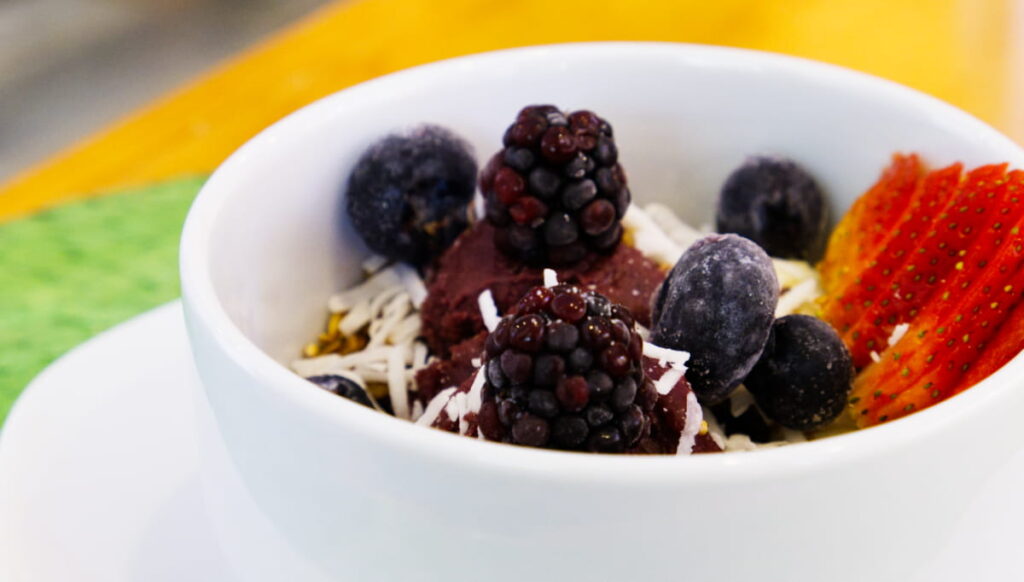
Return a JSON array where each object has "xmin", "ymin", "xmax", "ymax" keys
[
  {"xmin": 388, "ymin": 345, "xmax": 410, "ymax": 419},
  {"xmin": 393, "ymin": 262, "xmax": 428, "ymax": 309},
  {"xmin": 676, "ymin": 391, "xmax": 703, "ymax": 454},
  {"xmin": 417, "ymin": 387, "xmax": 457, "ymax": 426},
  {"xmin": 301, "ymin": 202, "xmax": 832, "ymax": 453},
  {"xmin": 888, "ymin": 322, "xmax": 910, "ymax": 346},
  {"xmin": 361, "ymin": 254, "xmax": 389, "ymax": 275},
  {"xmin": 478, "ymin": 289, "xmax": 500, "ymax": 331},
  {"xmin": 775, "ymin": 277, "xmax": 822, "ymax": 317},
  {"xmin": 328, "ymin": 266, "xmax": 402, "ymax": 313},
  {"xmin": 543, "ymin": 268, "xmax": 559, "ymax": 287},
  {"xmin": 772, "ymin": 257, "xmax": 820, "ymax": 291},
  {"xmin": 643, "ymin": 202, "xmax": 705, "ymax": 250},
  {"xmin": 642, "ymin": 341, "xmax": 690, "ymax": 372},
  {"xmin": 622, "ymin": 205, "xmax": 685, "ymax": 267},
  {"xmin": 653, "ymin": 367, "xmax": 684, "ymax": 396},
  {"xmin": 729, "ymin": 385, "xmax": 757, "ymax": 418}
]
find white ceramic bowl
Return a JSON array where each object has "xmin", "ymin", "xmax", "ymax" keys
[{"xmin": 180, "ymin": 43, "xmax": 1024, "ymax": 582}]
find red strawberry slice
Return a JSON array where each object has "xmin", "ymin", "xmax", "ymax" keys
[
  {"xmin": 850, "ymin": 172, "xmax": 1024, "ymax": 426},
  {"xmin": 819, "ymin": 154, "xmax": 924, "ymax": 292},
  {"xmin": 820, "ymin": 163, "xmax": 962, "ymax": 339},
  {"xmin": 839, "ymin": 164, "xmax": 1013, "ymax": 367},
  {"xmin": 954, "ymin": 293, "xmax": 1024, "ymax": 393}
]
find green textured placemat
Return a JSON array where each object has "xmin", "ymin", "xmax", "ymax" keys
[{"xmin": 0, "ymin": 177, "xmax": 207, "ymax": 423}]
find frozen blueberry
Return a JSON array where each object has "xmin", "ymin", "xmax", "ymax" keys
[
  {"xmin": 306, "ymin": 375, "xmax": 375, "ymax": 408},
  {"xmin": 651, "ymin": 234, "xmax": 779, "ymax": 405},
  {"xmin": 745, "ymin": 314, "xmax": 853, "ymax": 431},
  {"xmin": 716, "ymin": 156, "xmax": 828, "ymax": 262},
  {"xmin": 345, "ymin": 125, "xmax": 478, "ymax": 266}
]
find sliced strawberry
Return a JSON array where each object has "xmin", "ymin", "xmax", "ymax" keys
[
  {"xmin": 819, "ymin": 154, "xmax": 923, "ymax": 292},
  {"xmin": 820, "ymin": 163, "xmax": 962, "ymax": 339},
  {"xmin": 850, "ymin": 175, "xmax": 1024, "ymax": 426},
  {"xmin": 839, "ymin": 164, "xmax": 1013, "ymax": 367},
  {"xmin": 954, "ymin": 292, "xmax": 1024, "ymax": 393}
]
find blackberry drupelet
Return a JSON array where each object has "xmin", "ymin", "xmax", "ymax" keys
[
  {"xmin": 480, "ymin": 105, "xmax": 631, "ymax": 266},
  {"xmin": 480, "ymin": 284, "xmax": 656, "ymax": 452}
]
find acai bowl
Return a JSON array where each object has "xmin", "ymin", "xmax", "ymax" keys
[{"xmin": 180, "ymin": 43, "xmax": 1024, "ymax": 582}]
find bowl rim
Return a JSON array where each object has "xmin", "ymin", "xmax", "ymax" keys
[{"xmin": 180, "ymin": 41, "xmax": 1024, "ymax": 484}]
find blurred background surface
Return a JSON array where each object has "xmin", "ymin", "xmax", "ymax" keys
[
  {"xmin": 0, "ymin": 0, "xmax": 1020, "ymax": 190},
  {"xmin": 0, "ymin": 0, "xmax": 330, "ymax": 183}
]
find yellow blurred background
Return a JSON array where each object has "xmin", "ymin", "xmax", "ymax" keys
[{"xmin": 0, "ymin": 0, "xmax": 1021, "ymax": 221}]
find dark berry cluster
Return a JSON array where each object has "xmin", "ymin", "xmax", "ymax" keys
[
  {"xmin": 480, "ymin": 105, "xmax": 630, "ymax": 266},
  {"xmin": 478, "ymin": 284, "xmax": 656, "ymax": 452}
]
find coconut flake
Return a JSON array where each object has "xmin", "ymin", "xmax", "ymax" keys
[
  {"xmin": 775, "ymin": 277, "xmax": 822, "ymax": 317},
  {"xmin": 772, "ymin": 257, "xmax": 820, "ymax": 292},
  {"xmin": 412, "ymin": 341, "xmax": 429, "ymax": 371},
  {"xmin": 446, "ymin": 392, "xmax": 466, "ymax": 427},
  {"xmin": 702, "ymin": 406, "xmax": 727, "ymax": 450},
  {"xmin": 472, "ymin": 192, "xmax": 485, "ymax": 221},
  {"xmin": 393, "ymin": 262, "xmax": 428, "ymax": 309},
  {"xmin": 339, "ymin": 300, "xmax": 373, "ymax": 336},
  {"xmin": 543, "ymin": 268, "xmax": 559, "ymax": 287},
  {"xmin": 676, "ymin": 390, "xmax": 703, "ymax": 454},
  {"xmin": 388, "ymin": 314, "xmax": 422, "ymax": 345},
  {"xmin": 653, "ymin": 367, "xmax": 684, "ymax": 396},
  {"xmin": 888, "ymin": 323, "xmax": 910, "ymax": 346},
  {"xmin": 328, "ymin": 267, "xmax": 402, "ymax": 313},
  {"xmin": 417, "ymin": 387, "xmax": 457, "ymax": 426},
  {"xmin": 724, "ymin": 433, "xmax": 760, "ymax": 452},
  {"xmin": 644, "ymin": 202, "xmax": 705, "ymax": 250},
  {"xmin": 388, "ymin": 345, "xmax": 410, "ymax": 419},
  {"xmin": 478, "ymin": 289, "xmax": 500, "ymax": 331},
  {"xmin": 369, "ymin": 293, "xmax": 412, "ymax": 347},
  {"xmin": 361, "ymin": 254, "xmax": 389, "ymax": 275},
  {"xmin": 729, "ymin": 385, "xmax": 757, "ymax": 418},
  {"xmin": 642, "ymin": 342, "xmax": 690, "ymax": 373},
  {"xmin": 456, "ymin": 367, "xmax": 487, "ymax": 435},
  {"xmin": 622, "ymin": 205, "xmax": 685, "ymax": 267}
]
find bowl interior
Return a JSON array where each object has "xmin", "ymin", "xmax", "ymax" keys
[{"xmin": 188, "ymin": 42, "xmax": 1024, "ymax": 431}]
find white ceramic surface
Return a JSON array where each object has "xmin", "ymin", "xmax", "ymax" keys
[
  {"xmin": 179, "ymin": 43, "xmax": 1024, "ymax": 582},
  {"xmin": 1, "ymin": 303, "xmax": 1022, "ymax": 581},
  {"xmin": 0, "ymin": 303, "xmax": 236, "ymax": 582}
]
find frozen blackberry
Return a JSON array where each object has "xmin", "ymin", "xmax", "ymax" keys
[
  {"xmin": 480, "ymin": 105, "xmax": 630, "ymax": 266},
  {"xmin": 481, "ymin": 284, "xmax": 655, "ymax": 452},
  {"xmin": 306, "ymin": 375, "xmax": 375, "ymax": 408},
  {"xmin": 346, "ymin": 125, "xmax": 478, "ymax": 266}
]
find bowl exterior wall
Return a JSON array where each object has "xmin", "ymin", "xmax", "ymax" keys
[{"xmin": 180, "ymin": 43, "xmax": 1024, "ymax": 581}]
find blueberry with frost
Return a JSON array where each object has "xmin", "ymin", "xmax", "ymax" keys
[
  {"xmin": 651, "ymin": 234, "xmax": 779, "ymax": 405},
  {"xmin": 716, "ymin": 156, "xmax": 828, "ymax": 262},
  {"xmin": 745, "ymin": 314, "xmax": 853, "ymax": 431},
  {"xmin": 306, "ymin": 374, "xmax": 376, "ymax": 408},
  {"xmin": 345, "ymin": 125, "xmax": 477, "ymax": 266}
]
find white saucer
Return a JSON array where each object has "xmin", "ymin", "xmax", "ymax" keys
[
  {"xmin": 0, "ymin": 302, "xmax": 236, "ymax": 582},
  {"xmin": 1, "ymin": 302, "xmax": 1022, "ymax": 581}
]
